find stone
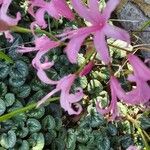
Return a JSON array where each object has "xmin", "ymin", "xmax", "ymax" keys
[{"xmin": 116, "ymin": 0, "xmax": 150, "ymax": 58}]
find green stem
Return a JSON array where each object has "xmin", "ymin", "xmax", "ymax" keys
[
  {"xmin": 0, "ymin": 97, "xmax": 59, "ymax": 122},
  {"xmin": 76, "ymin": 48, "xmax": 95, "ymax": 75},
  {"xmin": 10, "ymin": 26, "xmax": 58, "ymax": 41},
  {"xmin": 126, "ymin": 115, "xmax": 150, "ymax": 150}
]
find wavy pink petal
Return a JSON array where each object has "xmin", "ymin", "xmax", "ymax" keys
[
  {"xmin": 104, "ymin": 23, "xmax": 130, "ymax": 44},
  {"xmin": 36, "ymin": 68, "xmax": 58, "ymax": 85},
  {"xmin": 35, "ymin": 9, "xmax": 47, "ymax": 28},
  {"xmin": 94, "ymin": 30, "xmax": 110, "ymax": 64},
  {"xmin": 71, "ymin": 0, "xmax": 95, "ymax": 23},
  {"xmin": 0, "ymin": 0, "xmax": 21, "ymax": 25},
  {"xmin": 128, "ymin": 54, "xmax": 150, "ymax": 81},
  {"xmin": 4, "ymin": 31, "xmax": 13, "ymax": 42},
  {"xmin": 97, "ymin": 76, "xmax": 120, "ymax": 120},
  {"xmin": 88, "ymin": 0, "xmax": 102, "ymax": 23},
  {"xmin": 102, "ymin": 0, "xmax": 120, "ymax": 20},
  {"xmin": 65, "ymin": 33, "xmax": 89, "ymax": 63},
  {"xmin": 52, "ymin": 0, "xmax": 74, "ymax": 20},
  {"xmin": 58, "ymin": 74, "xmax": 83, "ymax": 115},
  {"xmin": 123, "ymin": 77, "xmax": 150, "ymax": 104}
]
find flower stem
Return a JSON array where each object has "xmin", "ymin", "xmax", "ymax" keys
[
  {"xmin": 0, "ymin": 97, "xmax": 59, "ymax": 122},
  {"xmin": 75, "ymin": 47, "xmax": 95, "ymax": 75},
  {"xmin": 10, "ymin": 26, "xmax": 58, "ymax": 41},
  {"xmin": 126, "ymin": 114, "xmax": 150, "ymax": 150}
]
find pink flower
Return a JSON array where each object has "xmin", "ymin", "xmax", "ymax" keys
[
  {"xmin": 37, "ymin": 74, "xmax": 84, "ymax": 115},
  {"xmin": 122, "ymin": 54, "xmax": 150, "ymax": 105},
  {"xmin": 0, "ymin": 0, "xmax": 21, "ymax": 41},
  {"xmin": 79, "ymin": 61, "xmax": 94, "ymax": 77},
  {"xmin": 18, "ymin": 36, "xmax": 60, "ymax": 53},
  {"xmin": 97, "ymin": 54, "xmax": 150, "ymax": 119},
  {"xmin": 96, "ymin": 76, "xmax": 125, "ymax": 120},
  {"xmin": 126, "ymin": 145, "xmax": 139, "ymax": 150},
  {"xmin": 17, "ymin": 36, "xmax": 60, "ymax": 84},
  {"xmin": 57, "ymin": 0, "xmax": 130, "ymax": 64},
  {"xmin": 28, "ymin": 0, "xmax": 74, "ymax": 29}
]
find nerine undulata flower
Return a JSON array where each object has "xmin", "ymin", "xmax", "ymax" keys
[
  {"xmin": 96, "ymin": 76, "xmax": 125, "ymax": 120},
  {"xmin": 122, "ymin": 54, "xmax": 150, "ymax": 105},
  {"xmin": 28, "ymin": 0, "xmax": 74, "ymax": 29},
  {"xmin": 17, "ymin": 36, "xmax": 60, "ymax": 84},
  {"xmin": 0, "ymin": 0, "xmax": 21, "ymax": 41},
  {"xmin": 37, "ymin": 74, "xmax": 84, "ymax": 115},
  {"xmin": 57, "ymin": 0, "xmax": 130, "ymax": 64},
  {"xmin": 97, "ymin": 54, "xmax": 150, "ymax": 119}
]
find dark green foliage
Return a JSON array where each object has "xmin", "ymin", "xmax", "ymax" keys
[
  {"xmin": 0, "ymin": 130, "xmax": 16, "ymax": 149},
  {"xmin": 28, "ymin": 133, "xmax": 44, "ymax": 150},
  {"xmin": 0, "ymin": 82, "xmax": 7, "ymax": 97},
  {"xmin": 0, "ymin": 99, "xmax": 6, "ymax": 115},
  {"xmin": 12, "ymin": 85, "xmax": 31, "ymax": 98},
  {"xmin": 27, "ymin": 107, "xmax": 45, "ymax": 119},
  {"xmin": 4, "ymin": 93, "xmax": 15, "ymax": 107},
  {"xmin": 9, "ymin": 77, "xmax": 26, "ymax": 87},
  {"xmin": 120, "ymin": 135, "xmax": 134, "ymax": 149},
  {"xmin": 87, "ymin": 79, "xmax": 103, "ymax": 97},
  {"xmin": 0, "ymin": 62, "xmax": 9, "ymax": 79},
  {"xmin": 10, "ymin": 60, "xmax": 29, "ymax": 78},
  {"xmin": 139, "ymin": 115, "xmax": 150, "ymax": 130}
]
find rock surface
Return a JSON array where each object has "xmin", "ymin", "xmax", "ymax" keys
[{"xmin": 116, "ymin": 0, "xmax": 150, "ymax": 58}]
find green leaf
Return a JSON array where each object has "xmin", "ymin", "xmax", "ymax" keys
[
  {"xmin": 55, "ymin": 117, "xmax": 62, "ymax": 130},
  {"xmin": 44, "ymin": 132, "xmax": 54, "ymax": 145},
  {"xmin": 10, "ymin": 60, "xmax": 28, "ymax": 78},
  {"xmin": 27, "ymin": 118, "xmax": 41, "ymax": 134},
  {"xmin": 51, "ymin": 138, "xmax": 65, "ymax": 150},
  {"xmin": 0, "ymin": 130, "xmax": 16, "ymax": 149},
  {"xmin": 87, "ymin": 79, "xmax": 103, "ymax": 97},
  {"xmin": 80, "ymin": 111, "xmax": 105, "ymax": 128},
  {"xmin": 107, "ymin": 123, "xmax": 117, "ymax": 136},
  {"xmin": 120, "ymin": 135, "xmax": 134, "ymax": 149},
  {"xmin": 47, "ymin": 103, "xmax": 62, "ymax": 118},
  {"xmin": 0, "ymin": 82, "xmax": 7, "ymax": 97},
  {"xmin": 16, "ymin": 140, "xmax": 29, "ymax": 150},
  {"xmin": 31, "ymin": 79, "xmax": 48, "ymax": 91},
  {"xmin": 4, "ymin": 93, "xmax": 15, "ymax": 107},
  {"xmin": 0, "ymin": 99, "xmax": 6, "ymax": 115},
  {"xmin": 0, "ymin": 62, "xmax": 9, "ymax": 79},
  {"xmin": 66, "ymin": 129, "xmax": 76, "ymax": 150},
  {"xmin": 76, "ymin": 128, "xmax": 90, "ymax": 143},
  {"xmin": 0, "ymin": 51, "xmax": 13, "ymax": 63},
  {"xmin": 16, "ymin": 123, "xmax": 29, "ymax": 138},
  {"xmin": 42, "ymin": 115, "xmax": 56, "ymax": 131},
  {"xmin": 13, "ymin": 85, "xmax": 31, "ymax": 98},
  {"xmin": 9, "ymin": 77, "xmax": 26, "ymax": 87},
  {"xmin": 139, "ymin": 116, "xmax": 150, "ymax": 130},
  {"xmin": 28, "ymin": 133, "xmax": 44, "ymax": 150},
  {"xmin": 93, "ymin": 132, "xmax": 110, "ymax": 150},
  {"xmin": 27, "ymin": 107, "xmax": 45, "ymax": 119}
]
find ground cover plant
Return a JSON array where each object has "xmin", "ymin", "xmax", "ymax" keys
[{"xmin": 0, "ymin": 0, "xmax": 150, "ymax": 149}]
